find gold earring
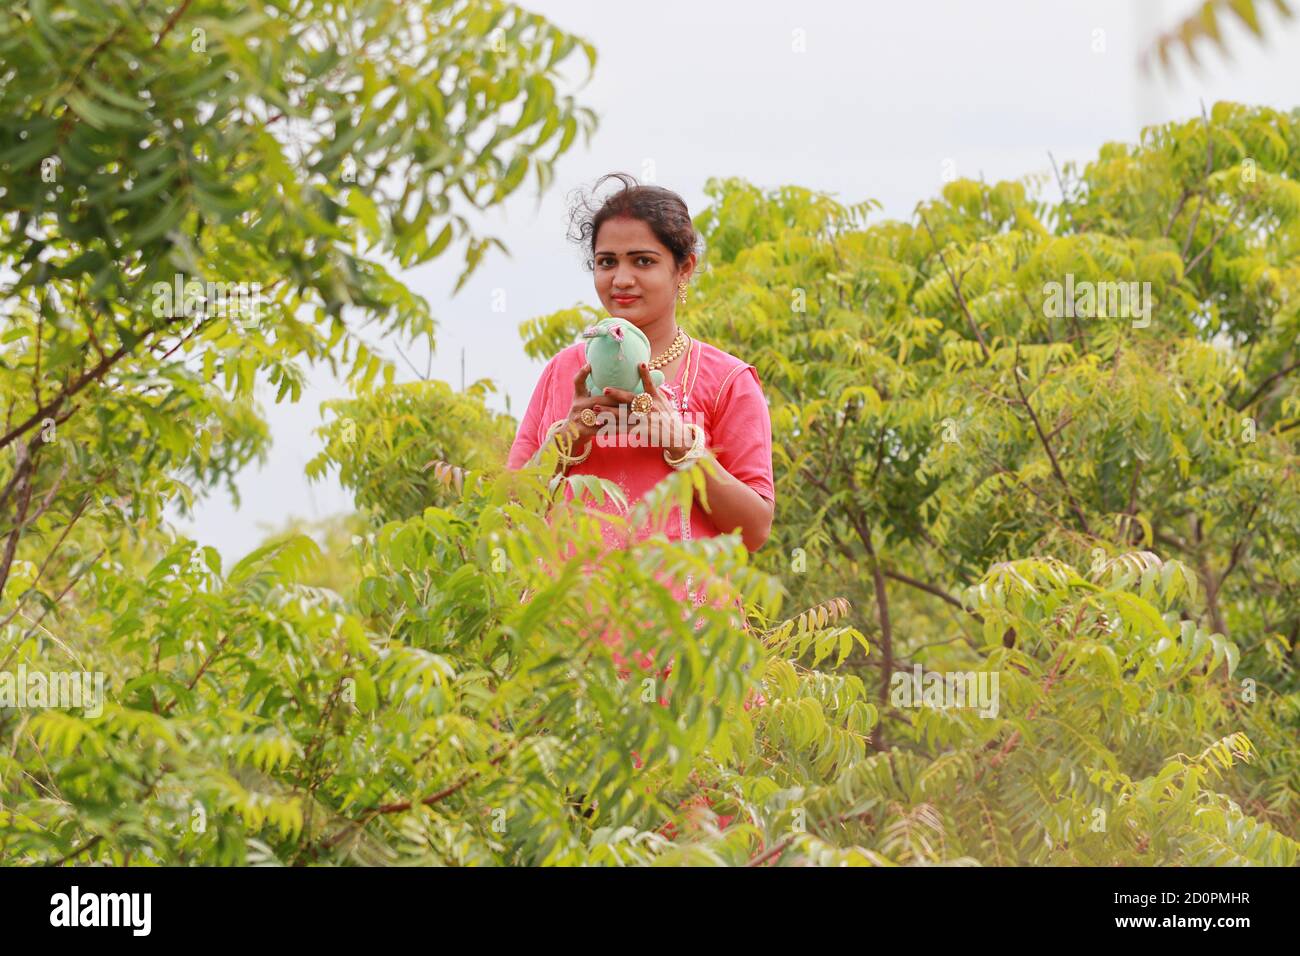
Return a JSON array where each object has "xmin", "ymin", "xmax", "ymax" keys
[{"xmin": 677, "ymin": 280, "xmax": 687, "ymax": 303}]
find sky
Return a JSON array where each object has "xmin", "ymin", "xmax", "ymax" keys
[{"xmin": 167, "ymin": 0, "xmax": 1300, "ymax": 562}]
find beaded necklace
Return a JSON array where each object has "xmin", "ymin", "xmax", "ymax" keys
[{"xmin": 647, "ymin": 327, "xmax": 688, "ymax": 372}]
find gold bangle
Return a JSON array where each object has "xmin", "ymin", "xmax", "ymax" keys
[
  {"xmin": 547, "ymin": 419, "xmax": 591, "ymax": 465},
  {"xmin": 664, "ymin": 422, "xmax": 704, "ymax": 468}
]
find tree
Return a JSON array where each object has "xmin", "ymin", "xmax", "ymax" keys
[
  {"xmin": 0, "ymin": 0, "xmax": 600, "ymax": 863},
  {"xmin": 0, "ymin": 0, "xmax": 595, "ymax": 676},
  {"xmin": 515, "ymin": 102, "xmax": 1300, "ymax": 862},
  {"xmin": 3, "ymin": 80, "xmax": 1297, "ymax": 862}
]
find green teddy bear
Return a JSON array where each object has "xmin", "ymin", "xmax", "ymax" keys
[{"xmin": 580, "ymin": 317, "xmax": 665, "ymax": 396}]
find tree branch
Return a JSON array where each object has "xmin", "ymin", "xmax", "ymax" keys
[
  {"xmin": 0, "ymin": 342, "xmax": 131, "ymax": 453},
  {"xmin": 880, "ymin": 568, "xmax": 966, "ymax": 613},
  {"xmin": 0, "ymin": 449, "xmax": 36, "ymax": 597},
  {"xmin": 919, "ymin": 213, "xmax": 990, "ymax": 361},
  {"xmin": 0, "ymin": 491, "xmax": 92, "ymax": 633},
  {"xmin": 1181, "ymin": 102, "xmax": 1214, "ymax": 260},
  {"xmin": 1234, "ymin": 359, "xmax": 1300, "ymax": 412},
  {"xmin": 153, "ymin": 0, "xmax": 196, "ymax": 49},
  {"xmin": 1184, "ymin": 198, "xmax": 1242, "ymax": 276},
  {"xmin": 1010, "ymin": 345, "xmax": 1091, "ymax": 536}
]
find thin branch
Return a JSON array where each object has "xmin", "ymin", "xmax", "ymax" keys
[
  {"xmin": 880, "ymin": 568, "xmax": 966, "ymax": 613},
  {"xmin": 0, "ymin": 491, "xmax": 92, "ymax": 633},
  {"xmin": 848, "ymin": 510, "xmax": 893, "ymax": 728},
  {"xmin": 1047, "ymin": 151, "xmax": 1071, "ymax": 228},
  {"xmin": 393, "ymin": 341, "xmax": 427, "ymax": 381},
  {"xmin": 1234, "ymin": 359, "xmax": 1300, "ymax": 412},
  {"xmin": 0, "ymin": 435, "xmax": 38, "ymax": 515},
  {"xmin": 33, "ymin": 307, "xmax": 44, "ymax": 406},
  {"xmin": 974, "ymin": 602, "xmax": 1087, "ymax": 784},
  {"xmin": 918, "ymin": 213, "xmax": 990, "ymax": 361},
  {"xmin": 1010, "ymin": 344, "xmax": 1091, "ymax": 536},
  {"xmin": 21, "ymin": 458, "xmax": 70, "ymax": 529},
  {"xmin": 0, "ymin": 452, "xmax": 36, "ymax": 597},
  {"xmin": 153, "ymin": 0, "xmax": 196, "ymax": 49},
  {"xmin": 48, "ymin": 834, "xmax": 102, "ymax": 867},
  {"xmin": 0, "ymin": 342, "xmax": 131, "ymax": 453},
  {"xmin": 1125, "ymin": 460, "xmax": 1143, "ymax": 542},
  {"xmin": 1206, "ymin": 496, "xmax": 1266, "ymax": 641},
  {"xmin": 161, "ymin": 633, "xmax": 232, "ymax": 716},
  {"xmin": 747, "ymin": 807, "xmax": 875, "ymax": 867},
  {"xmin": 1163, "ymin": 189, "xmax": 1191, "ymax": 238},
  {"xmin": 1044, "ymin": 412, "xmax": 1075, "ymax": 445},
  {"xmin": 1184, "ymin": 199, "xmax": 1242, "ymax": 276},
  {"xmin": 321, "ymin": 741, "xmax": 520, "ymax": 854},
  {"xmin": 1181, "ymin": 101, "xmax": 1214, "ymax": 260},
  {"xmin": 0, "ymin": 547, "xmax": 106, "ymax": 675}
]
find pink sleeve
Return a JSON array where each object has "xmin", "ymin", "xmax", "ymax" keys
[
  {"xmin": 507, "ymin": 356, "xmax": 561, "ymax": 470},
  {"xmin": 708, "ymin": 365, "xmax": 775, "ymax": 502}
]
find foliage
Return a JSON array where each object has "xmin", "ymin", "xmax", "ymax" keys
[
  {"xmin": 668, "ymin": 101, "xmax": 1300, "ymax": 862},
  {"xmin": 0, "ymin": 0, "xmax": 598, "ymax": 610},
  {"xmin": 1141, "ymin": 0, "xmax": 1295, "ymax": 77},
  {"xmin": 307, "ymin": 378, "xmax": 516, "ymax": 522},
  {"xmin": 2, "ymin": 10, "xmax": 1297, "ymax": 866}
]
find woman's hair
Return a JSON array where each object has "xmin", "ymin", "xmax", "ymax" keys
[{"xmin": 566, "ymin": 172, "xmax": 701, "ymax": 273}]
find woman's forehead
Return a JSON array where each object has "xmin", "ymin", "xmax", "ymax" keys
[{"xmin": 594, "ymin": 217, "xmax": 665, "ymax": 252}]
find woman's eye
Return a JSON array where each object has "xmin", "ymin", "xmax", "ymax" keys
[{"xmin": 596, "ymin": 256, "xmax": 653, "ymax": 267}]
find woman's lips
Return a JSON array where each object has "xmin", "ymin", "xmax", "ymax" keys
[{"xmin": 612, "ymin": 295, "xmax": 639, "ymax": 303}]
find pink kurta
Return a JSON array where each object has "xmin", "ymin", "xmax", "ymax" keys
[
  {"xmin": 506, "ymin": 336, "xmax": 775, "ymax": 677},
  {"xmin": 508, "ymin": 338, "xmax": 774, "ymax": 532},
  {"xmin": 504, "ymin": 332, "xmax": 769, "ymax": 780}
]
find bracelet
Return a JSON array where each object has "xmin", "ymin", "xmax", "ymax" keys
[
  {"xmin": 664, "ymin": 422, "xmax": 706, "ymax": 469},
  {"xmin": 545, "ymin": 418, "xmax": 592, "ymax": 465}
]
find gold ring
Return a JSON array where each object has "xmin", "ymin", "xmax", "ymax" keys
[
  {"xmin": 630, "ymin": 393, "xmax": 654, "ymax": 415},
  {"xmin": 580, "ymin": 408, "xmax": 598, "ymax": 427}
]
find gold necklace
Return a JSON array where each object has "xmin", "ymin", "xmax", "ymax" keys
[
  {"xmin": 675, "ymin": 334, "xmax": 694, "ymax": 412},
  {"xmin": 647, "ymin": 328, "xmax": 687, "ymax": 371}
]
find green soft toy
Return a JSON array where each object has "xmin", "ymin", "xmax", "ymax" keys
[{"xmin": 580, "ymin": 317, "xmax": 664, "ymax": 396}]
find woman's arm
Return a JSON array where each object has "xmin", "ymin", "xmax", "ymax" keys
[
  {"xmin": 689, "ymin": 455, "xmax": 775, "ymax": 551},
  {"xmin": 606, "ymin": 361, "xmax": 776, "ymax": 552},
  {"xmin": 506, "ymin": 358, "xmax": 558, "ymax": 470},
  {"xmin": 683, "ymin": 362, "xmax": 776, "ymax": 552}
]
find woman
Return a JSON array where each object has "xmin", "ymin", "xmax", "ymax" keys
[
  {"xmin": 507, "ymin": 174, "xmax": 775, "ymax": 794},
  {"xmin": 506, "ymin": 172, "xmax": 775, "ymax": 641},
  {"xmin": 508, "ymin": 173, "xmax": 774, "ymax": 543}
]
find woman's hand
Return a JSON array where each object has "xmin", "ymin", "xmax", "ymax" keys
[
  {"xmin": 587, "ymin": 362, "xmax": 773, "ymax": 551},
  {"xmin": 599, "ymin": 362, "xmax": 692, "ymax": 459},
  {"xmin": 557, "ymin": 363, "xmax": 614, "ymax": 454}
]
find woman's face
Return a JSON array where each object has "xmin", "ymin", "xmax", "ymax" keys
[{"xmin": 593, "ymin": 216, "xmax": 693, "ymax": 328}]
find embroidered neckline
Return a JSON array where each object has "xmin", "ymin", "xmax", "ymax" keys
[{"xmin": 660, "ymin": 338, "xmax": 698, "ymax": 414}]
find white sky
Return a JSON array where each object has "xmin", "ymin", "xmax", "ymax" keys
[{"xmin": 167, "ymin": 0, "xmax": 1300, "ymax": 563}]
